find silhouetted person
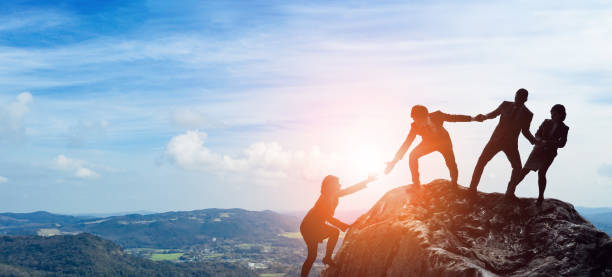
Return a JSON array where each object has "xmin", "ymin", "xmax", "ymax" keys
[
  {"xmin": 300, "ymin": 174, "xmax": 376, "ymax": 277},
  {"xmin": 384, "ymin": 105, "xmax": 479, "ymax": 188},
  {"xmin": 468, "ymin": 89, "xmax": 537, "ymax": 195},
  {"xmin": 505, "ymin": 104, "xmax": 569, "ymax": 206}
]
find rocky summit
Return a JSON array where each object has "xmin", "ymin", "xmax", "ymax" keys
[{"xmin": 321, "ymin": 179, "xmax": 612, "ymax": 277}]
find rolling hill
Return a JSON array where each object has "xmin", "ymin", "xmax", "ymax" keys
[
  {"xmin": 0, "ymin": 233, "xmax": 256, "ymax": 276},
  {"xmin": 0, "ymin": 209, "xmax": 300, "ymax": 249}
]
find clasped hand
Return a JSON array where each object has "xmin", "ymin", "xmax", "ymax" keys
[{"xmin": 473, "ymin": 114, "xmax": 486, "ymax": 122}]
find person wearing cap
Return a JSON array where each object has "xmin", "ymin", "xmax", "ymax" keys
[
  {"xmin": 384, "ymin": 105, "xmax": 480, "ymax": 189},
  {"xmin": 505, "ymin": 104, "xmax": 569, "ymax": 206}
]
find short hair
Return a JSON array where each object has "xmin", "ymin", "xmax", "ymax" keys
[
  {"xmin": 411, "ymin": 105, "xmax": 428, "ymax": 118},
  {"xmin": 551, "ymin": 104, "xmax": 566, "ymax": 121},
  {"xmin": 321, "ymin": 175, "xmax": 339, "ymax": 194},
  {"xmin": 516, "ymin": 88, "xmax": 528, "ymax": 100}
]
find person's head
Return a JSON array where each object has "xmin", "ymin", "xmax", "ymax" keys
[
  {"xmin": 321, "ymin": 175, "xmax": 340, "ymax": 195},
  {"xmin": 550, "ymin": 104, "xmax": 566, "ymax": 122},
  {"xmin": 411, "ymin": 105, "xmax": 429, "ymax": 122},
  {"xmin": 514, "ymin": 88, "xmax": 528, "ymax": 105}
]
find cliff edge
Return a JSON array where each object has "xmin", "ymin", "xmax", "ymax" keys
[{"xmin": 321, "ymin": 179, "xmax": 612, "ymax": 277}]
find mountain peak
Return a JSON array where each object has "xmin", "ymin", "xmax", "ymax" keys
[{"xmin": 321, "ymin": 179, "xmax": 612, "ymax": 277}]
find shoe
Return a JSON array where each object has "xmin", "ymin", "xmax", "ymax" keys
[
  {"xmin": 504, "ymin": 193, "xmax": 519, "ymax": 202},
  {"xmin": 405, "ymin": 183, "xmax": 421, "ymax": 193},
  {"xmin": 536, "ymin": 197, "xmax": 543, "ymax": 207},
  {"xmin": 322, "ymin": 257, "xmax": 336, "ymax": 267},
  {"xmin": 468, "ymin": 187, "xmax": 477, "ymax": 198}
]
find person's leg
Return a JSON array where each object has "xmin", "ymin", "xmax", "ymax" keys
[
  {"xmin": 503, "ymin": 145, "xmax": 523, "ymax": 195},
  {"xmin": 505, "ymin": 168, "xmax": 530, "ymax": 198},
  {"xmin": 439, "ymin": 145, "xmax": 458, "ymax": 186},
  {"xmin": 469, "ymin": 142, "xmax": 501, "ymax": 191},
  {"xmin": 301, "ymin": 240, "xmax": 318, "ymax": 277},
  {"xmin": 537, "ymin": 164, "xmax": 551, "ymax": 206},
  {"xmin": 322, "ymin": 225, "xmax": 339, "ymax": 265},
  {"xmin": 409, "ymin": 143, "xmax": 436, "ymax": 186}
]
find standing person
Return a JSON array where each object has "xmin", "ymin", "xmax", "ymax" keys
[
  {"xmin": 300, "ymin": 174, "xmax": 377, "ymax": 277},
  {"xmin": 505, "ymin": 104, "xmax": 569, "ymax": 206},
  {"xmin": 469, "ymin": 88, "xmax": 537, "ymax": 195},
  {"xmin": 384, "ymin": 105, "xmax": 480, "ymax": 188}
]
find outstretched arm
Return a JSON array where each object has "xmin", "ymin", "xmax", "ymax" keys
[
  {"xmin": 385, "ymin": 129, "xmax": 416, "ymax": 174},
  {"xmin": 484, "ymin": 103, "xmax": 504, "ymax": 120},
  {"xmin": 521, "ymin": 114, "xmax": 536, "ymax": 145},
  {"xmin": 437, "ymin": 111, "xmax": 474, "ymax": 122},
  {"xmin": 327, "ymin": 217, "xmax": 349, "ymax": 231},
  {"xmin": 337, "ymin": 175, "xmax": 377, "ymax": 198}
]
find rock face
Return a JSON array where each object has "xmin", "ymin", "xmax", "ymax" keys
[{"xmin": 321, "ymin": 179, "xmax": 612, "ymax": 277}]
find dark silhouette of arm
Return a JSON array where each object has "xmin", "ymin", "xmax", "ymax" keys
[
  {"xmin": 393, "ymin": 129, "xmax": 416, "ymax": 162},
  {"xmin": 555, "ymin": 126, "xmax": 569, "ymax": 148},
  {"xmin": 337, "ymin": 179, "xmax": 369, "ymax": 198},
  {"xmin": 484, "ymin": 103, "xmax": 504, "ymax": 119},
  {"xmin": 521, "ymin": 113, "xmax": 536, "ymax": 145},
  {"xmin": 533, "ymin": 120, "xmax": 546, "ymax": 145},
  {"xmin": 436, "ymin": 111, "xmax": 473, "ymax": 122},
  {"xmin": 535, "ymin": 120, "xmax": 545, "ymax": 140},
  {"xmin": 327, "ymin": 217, "xmax": 349, "ymax": 231},
  {"xmin": 385, "ymin": 129, "xmax": 416, "ymax": 174}
]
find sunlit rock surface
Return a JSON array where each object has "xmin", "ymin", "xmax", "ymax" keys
[{"xmin": 321, "ymin": 179, "xmax": 612, "ymax": 277}]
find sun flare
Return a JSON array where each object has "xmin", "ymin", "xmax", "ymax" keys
[{"xmin": 348, "ymin": 147, "xmax": 386, "ymax": 178}]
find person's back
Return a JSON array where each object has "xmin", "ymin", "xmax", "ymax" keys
[
  {"xmin": 412, "ymin": 110, "xmax": 470, "ymax": 145},
  {"xmin": 301, "ymin": 194, "xmax": 337, "ymax": 227}
]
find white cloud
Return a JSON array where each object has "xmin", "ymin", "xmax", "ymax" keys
[
  {"xmin": 0, "ymin": 92, "xmax": 33, "ymax": 141},
  {"xmin": 53, "ymin": 154, "xmax": 100, "ymax": 179},
  {"xmin": 165, "ymin": 130, "xmax": 340, "ymax": 183},
  {"xmin": 0, "ymin": 176, "xmax": 7, "ymax": 183}
]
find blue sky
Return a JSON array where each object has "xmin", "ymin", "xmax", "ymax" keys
[{"xmin": 1, "ymin": 0, "xmax": 611, "ymax": 213}]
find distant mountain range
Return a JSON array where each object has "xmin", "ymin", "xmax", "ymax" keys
[
  {"xmin": 576, "ymin": 206, "xmax": 612, "ymax": 236},
  {"xmin": 0, "ymin": 233, "xmax": 256, "ymax": 276},
  {"xmin": 0, "ymin": 209, "xmax": 300, "ymax": 249}
]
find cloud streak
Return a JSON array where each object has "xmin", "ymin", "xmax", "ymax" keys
[
  {"xmin": 0, "ymin": 92, "xmax": 33, "ymax": 142},
  {"xmin": 53, "ymin": 154, "xmax": 100, "ymax": 179},
  {"xmin": 165, "ymin": 130, "xmax": 339, "ymax": 183}
]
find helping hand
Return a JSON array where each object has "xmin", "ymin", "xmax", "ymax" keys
[
  {"xmin": 384, "ymin": 161, "xmax": 396, "ymax": 175},
  {"xmin": 474, "ymin": 114, "xmax": 486, "ymax": 122},
  {"xmin": 367, "ymin": 173, "xmax": 379, "ymax": 183}
]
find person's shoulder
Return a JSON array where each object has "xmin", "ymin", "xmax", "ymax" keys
[
  {"xmin": 430, "ymin": 110, "xmax": 444, "ymax": 118},
  {"xmin": 522, "ymin": 105, "xmax": 533, "ymax": 116}
]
